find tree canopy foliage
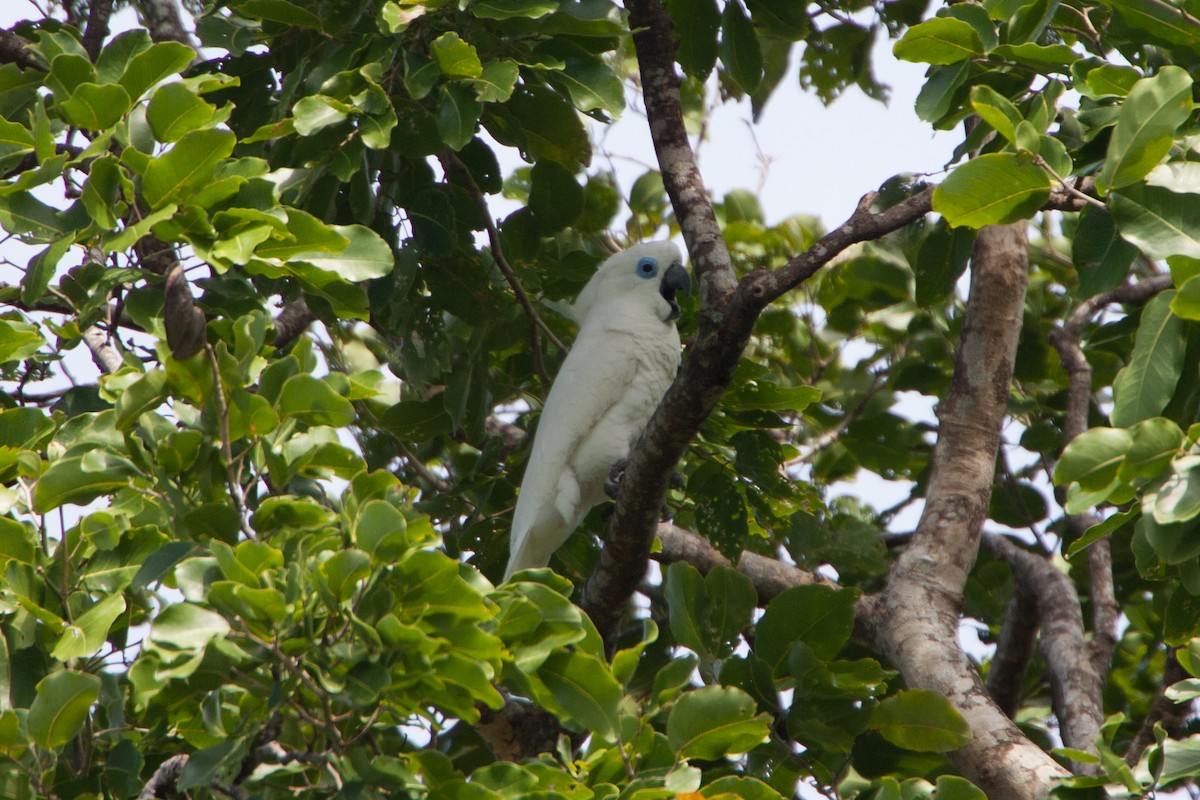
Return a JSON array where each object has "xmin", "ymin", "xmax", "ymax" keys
[{"xmin": 1, "ymin": 0, "xmax": 1200, "ymax": 798}]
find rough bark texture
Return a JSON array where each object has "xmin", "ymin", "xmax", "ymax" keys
[{"xmin": 858, "ymin": 224, "xmax": 1069, "ymax": 798}]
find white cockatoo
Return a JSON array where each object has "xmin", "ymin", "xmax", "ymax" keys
[{"xmin": 504, "ymin": 242, "xmax": 690, "ymax": 580}]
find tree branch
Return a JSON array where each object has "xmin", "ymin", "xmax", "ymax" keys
[
  {"xmin": 0, "ymin": 30, "xmax": 40, "ymax": 70},
  {"xmin": 81, "ymin": 0, "xmax": 115, "ymax": 61},
  {"xmin": 1124, "ymin": 651, "xmax": 1189, "ymax": 766},
  {"xmin": 858, "ymin": 224, "xmax": 1069, "ymax": 797},
  {"xmin": 984, "ymin": 533, "xmax": 1103, "ymax": 774}
]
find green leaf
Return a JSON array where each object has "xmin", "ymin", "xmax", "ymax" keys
[
  {"xmin": 667, "ymin": 685, "xmax": 770, "ymax": 759},
  {"xmin": 1121, "ymin": 416, "xmax": 1183, "ymax": 481},
  {"xmin": 288, "ymin": 224, "xmax": 394, "ymax": 281},
  {"xmin": 744, "ymin": 0, "xmax": 810, "ymax": 39},
  {"xmin": 719, "ymin": 0, "xmax": 763, "ymax": 93},
  {"xmin": 933, "ymin": 153, "xmax": 1051, "ymax": 228},
  {"xmin": 537, "ymin": 650, "xmax": 621, "ymax": 740},
  {"xmin": 33, "ymin": 451, "xmax": 141, "ymax": 513},
  {"xmin": 1066, "ymin": 508, "xmax": 1136, "ymax": 558},
  {"xmin": 276, "ymin": 374, "xmax": 355, "ymax": 427},
  {"xmin": 666, "ymin": 562, "xmax": 710, "ymax": 658},
  {"xmin": 894, "ymin": 17, "xmax": 985, "ymax": 65},
  {"xmin": 0, "ymin": 319, "xmax": 45, "ymax": 364},
  {"xmin": 27, "ymin": 671, "xmax": 101, "ymax": 748},
  {"xmin": 1097, "ymin": 66, "xmax": 1194, "ymax": 194},
  {"xmin": 540, "ymin": 42, "xmax": 625, "ymax": 115},
  {"xmin": 756, "ymin": 584, "xmax": 856, "ymax": 668},
  {"xmin": 969, "ymin": 84, "xmax": 1022, "ymax": 144},
  {"xmin": 147, "ymin": 82, "xmax": 219, "ymax": 142},
  {"xmin": 470, "ymin": 59, "xmax": 520, "ymax": 103},
  {"xmin": 114, "ymin": 369, "xmax": 167, "ymax": 431},
  {"xmin": 666, "ymin": 0, "xmax": 721, "ymax": 79},
  {"xmin": 0, "ymin": 191, "xmax": 67, "ymax": 238},
  {"xmin": 431, "ymin": 32, "xmax": 483, "ymax": 79},
  {"xmin": 23, "ymin": 237, "xmax": 71, "ymax": 306},
  {"xmin": 60, "ymin": 83, "xmax": 132, "ymax": 130},
  {"xmin": 1111, "ymin": 183, "xmax": 1200, "ymax": 260},
  {"xmin": 915, "ymin": 219, "xmax": 975, "ymax": 305},
  {"xmin": 52, "ymin": 593, "xmax": 127, "ymax": 661},
  {"xmin": 238, "ymin": 0, "xmax": 325, "ymax": 28},
  {"xmin": 934, "ymin": 775, "xmax": 987, "ymax": 800},
  {"xmin": 118, "ymin": 41, "xmax": 195, "ymax": 101},
  {"xmin": 320, "ymin": 549, "xmax": 371, "ymax": 602},
  {"xmin": 142, "ymin": 128, "xmax": 236, "ymax": 209},
  {"xmin": 1111, "ymin": 292, "xmax": 1185, "ymax": 427},
  {"xmin": 1054, "ymin": 427, "xmax": 1133, "ymax": 490},
  {"xmin": 0, "ymin": 517, "xmax": 36, "ymax": 566},
  {"xmin": 869, "ymin": 689, "xmax": 971, "ymax": 752},
  {"xmin": 148, "ymin": 603, "xmax": 230, "ymax": 650},
  {"xmin": 1158, "ymin": 735, "xmax": 1200, "ymax": 785},
  {"xmin": 436, "ymin": 84, "xmax": 482, "ymax": 151},
  {"xmin": 1073, "ymin": 207, "xmax": 1139, "ymax": 298},
  {"xmin": 1153, "ymin": 456, "xmax": 1200, "ymax": 525},
  {"xmin": 472, "ymin": 0, "xmax": 559, "ymax": 18},
  {"xmin": 528, "ymin": 158, "xmax": 583, "ymax": 232}
]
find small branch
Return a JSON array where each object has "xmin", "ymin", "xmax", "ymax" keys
[
  {"xmin": 653, "ymin": 522, "xmax": 835, "ymax": 603},
  {"xmin": 984, "ymin": 533, "xmax": 1104, "ymax": 774},
  {"xmin": 138, "ymin": 754, "xmax": 189, "ymax": 799},
  {"xmin": 81, "ymin": 0, "xmax": 115, "ymax": 61},
  {"xmin": 0, "ymin": 30, "xmax": 40, "ymax": 70},
  {"xmin": 1125, "ymin": 651, "xmax": 1189, "ymax": 766},
  {"xmin": 131, "ymin": 0, "xmax": 197, "ymax": 46},
  {"xmin": 984, "ymin": 549, "xmax": 1039, "ymax": 718},
  {"xmin": 205, "ymin": 343, "xmax": 254, "ymax": 539},
  {"xmin": 82, "ymin": 326, "xmax": 124, "ymax": 375},
  {"xmin": 273, "ymin": 298, "xmax": 315, "ymax": 350}
]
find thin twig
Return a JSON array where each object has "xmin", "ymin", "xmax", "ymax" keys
[{"xmin": 205, "ymin": 343, "xmax": 254, "ymax": 539}]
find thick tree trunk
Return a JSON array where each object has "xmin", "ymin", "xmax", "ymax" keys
[{"xmin": 859, "ymin": 224, "xmax": 1069, "ymax": 798}]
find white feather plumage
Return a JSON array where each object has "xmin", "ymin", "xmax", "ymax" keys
[{"xmin": 504, "ymin": 242, "xmax": 689, "ymax": 580}]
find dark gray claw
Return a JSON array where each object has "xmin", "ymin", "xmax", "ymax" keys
[{"xmin": 604, "ymin": 457, "xmax": 629, "ymax": 500}]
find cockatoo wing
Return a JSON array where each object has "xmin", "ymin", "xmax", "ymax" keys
[{"xmin": 505, "ymin": 327, "xmax": 642, "ymax": 579}]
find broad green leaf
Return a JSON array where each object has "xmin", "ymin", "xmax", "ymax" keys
[
  {"xmin": 470, "ymin": 59, "xmax": 520, "ymax": 103},
  {"xmin": 320, "ymin": 549, "xmax": 371, "ymax": 602},
  {"xmin": 114, "ymin": 369, "xmax": 167, "ymax": 430},
  {"xmin": 52, "ymin": 593, "xmax": 127, "ymax": 660},
  {"xmin": 1066, "ymin": 508, "xmax": 1137, "ymax": 558},
  {"xmin": 355, "ymin": 500, "xmax": 408, "ymax": 559},
  {"xmin": 436, "ymin": 84, "xmax": 482, "ymax": 151},
  {"xmin": 1158, "ymin": 736, "xmax": 1200, "ymax": 785},
  {"xmin": 1121, "ymin": 417, "xmax": 1183, "ymax": 481},
  {"xmin": 238, "ymin": 0, "xmax": 325, "ymax": 28},
  {"xmin": 666, "ymin": 562, "xmax": 710, "ymax": 658},
  {"xmin": 528, "ymin": 158, "xmax": 583, "ymax": 232},
  {"xmin": 1140, "ymin": 514, "xmax": 1200, "ymax": 566},
  {"xmin": 745, "ymin": 0, "xmax": 810, "ymax": 39},
  {"xmin": 894, "ymin": 17, "xmax": 984, "ymax": 65},
  {"xmin": 292, "ymin": 95, "xmax": 351, "ymax": 136},
  {"xmin": 23, "ymin": 237, "xmax": 71, "ymax": 306},
  {"xmin": 0, "ymin": 191, "xmax": 66, "ymax": 238},
  {"xmin": 27, "ymin": 671, "xmax": 101, "ymax": 748},
  {"xmin": 933, "ymin": 153, "xmax": 1051, "ymax": 228},
  {"xmin": 537, "ymin": 650, "xmax": 621, "ymax": 740},
  {"xmin": 431, "ymin": 32, "xmax": 483, "ymax": 79},
  {"xmin": 0, "ymin": 407, "xmax": 53, "ymax": 450},
  {"xmin": 492, "ymin": 86, "xmax": 591, "ymax": 167},
  {"xmin": 915, "ymin": 219, "xmax": 974, "ymax": 305},
  {"xmin": 33, "ymin": 451, "xmax": 141, "ymax": 513},
  {"xmin": 1054, "ymin": 427, "xmax": 1133, "ymax": 490},
  {"xmin": 60, "ymin": 83, "xmax": 132, "ymax": 130},
  {"xmin": 1073, "ymin": 207, "xmax": 1138, "ymax": 298},
  {"xmin": 755, "ymin": 584, "xmax": 856, "ymax": 668},
  {"xmin": 869, "ymin": 689, "xmax": 971, "ymax": 752},
  {"xmin": 934, "ymin": 775, "xmax": 987, "ymax": 800},
  {"xmin": 969, "ymin": 84, "xmax": 1022, "ymax": 144},
  {"xmin": 1173, "ymin": 273, "xmax": 1200, "ymax": 320},
  {"xmin": 277, "ymin": 374, "xmax": 355, "ymax": 427},
  {"xmin": 1111, "ymin": 292, "xmax": 1185, "ymax": 427},
  {"xmin": 666, "ymin": 0, "xmax": 721, "ymax": 79},
  {"xmin": 95, "ymin": 29, "xmax": 152, "ymax": 83},
  {"xmin": 0, "ymin": 118, "xmax": 34, "ymax": 175},
  {"xmin": 1148, "ymin": 162, "xmax": 1200, "ymax": 194},
  {"xmin": 1111, "ymin": 184, "xmax": 1200, "ymax": 260},
  {"xmin": 540, "ymin": 42, "xmax": 625, "ymax": 115},
  {"xmin": 142, "ymin": 128, "xmax": 235, "ymax": 209},
  {"xmin": 1097, "ymin": 67, "xmax": 1193, "ymax": 194},
  {"xmin": 147, "ymin": 82, "xmax": 219, "ymax": 142},
  {"xmin": 0, "ymin": 517, "xmax": 35, "ymax": 565},
  {"xmin": 1097, "ymin": 0, "xmax": 1200, "ymax": 49},
  {"xmin": 1082, "ymin": 64, "xmax": 1140, "ymax": 98},
  {"xmin": 719, "ymin": 0, "xmax": 763, "ymax": 93},
  {"xmin": 288, "ymin": 224, "xmax": 394, "ymax": 280},
  {"xmin": 472, "ymin": 0, "xmax": 558, "ymax": 18},
  {"xmin": 666, "ymin": 685, "xmax": 770, "ymax": 759},
  {"xmin": 148, "ymin": 603, "xmax": 230, "ymax": 650},
  {"xmin": 118, "ymin": 41, "xmax": 195, "ymax": 101},
  {"xmin": 706, "ymin": 565, "xmax": 756, "ymax": 657},
  {"xmin": 1153, "ymin": 456, "xmax": 1200, "ymax": 525}
]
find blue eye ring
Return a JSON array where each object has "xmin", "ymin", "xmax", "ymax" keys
[{"xmin": 636, "ymin": 257, "xmax": 658, "ymax": 279}]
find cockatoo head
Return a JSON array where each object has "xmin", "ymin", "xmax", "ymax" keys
[{"xmin": 571, "ymin": 241, "xmax": 691, "ymax": 325}]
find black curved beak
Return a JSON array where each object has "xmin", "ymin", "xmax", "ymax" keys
[{"xmin": 660, "ymin": 261, "xmax": 691, "ymax": 321}]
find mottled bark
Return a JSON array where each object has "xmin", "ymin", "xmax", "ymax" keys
[{"xmin": 858, "ymin": 224, "xmax": 1068, "ymax": 798}]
